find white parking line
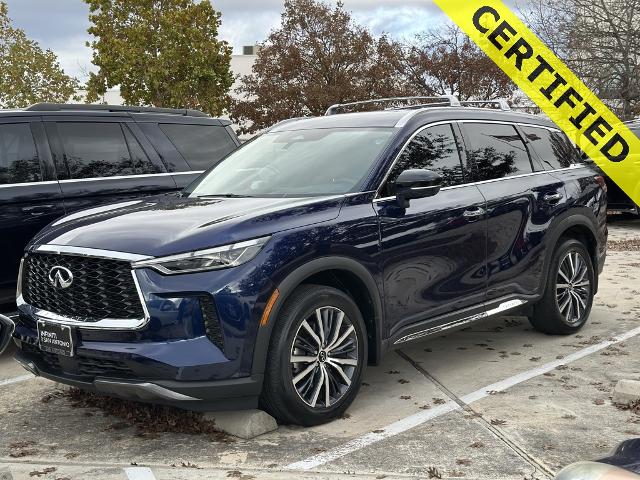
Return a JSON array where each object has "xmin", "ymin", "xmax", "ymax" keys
[
  {"xmin": 286, "ymin": 325, "xmax": 640, "ymax": 471},
  {"xmin": 0, "ymin": 374, "xmax": 33, "ymax": 387},
  {"xmin": 124, "ymin": 467, "xmax": 158, "ymax": 480}
]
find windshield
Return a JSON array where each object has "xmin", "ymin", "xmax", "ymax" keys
[{"xmin": 187, "ymin": 127, "xmax": 395, "ymax": 198}]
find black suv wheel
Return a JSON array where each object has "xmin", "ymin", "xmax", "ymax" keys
[
  {"xmin": 260, "ymin": 284, "xmax": 367, "ymax": 426},
  {"xmin": 530, "ymin": 238, "xmax": 595, "ymax": 334}
]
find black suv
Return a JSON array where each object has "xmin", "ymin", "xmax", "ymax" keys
[
  {"xmin": 0, "ymin": 103, "xmax": 240, "ymax": 305},
  {"xmin": 8, "ymin": 97, "xmax": 608, "ymax": 425}
]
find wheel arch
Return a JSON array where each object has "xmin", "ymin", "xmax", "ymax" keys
[
  {"xmin": 543, "ymin": 211, "xmax": 601, "ymax": 294},
  {"xmin": 252, "ymin": 257, "xmax": 384, "ymax": 376}
]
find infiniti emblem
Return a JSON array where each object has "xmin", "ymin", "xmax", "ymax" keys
[{"xmin": 48, "ymin": 266, "xmax": 73, "ymax": 289}]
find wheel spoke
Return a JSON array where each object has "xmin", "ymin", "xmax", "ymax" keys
[
  {"xmin": 558, "ymin": 268, "xmax": 571, "ymax": 283},
  {"xmin": 309, "ymin": 366, "xmax": 325, "ymax": 407},
  {"xmin": 293, "ymin": 362, "xmax": 317, "ymax": 385},
  {"xmin": 327, "ymin": 311, "xmax": 344, "ymax": 352},
  {"xmin": 291, "ymin": 356, "xmax": 317, "ymax": 363},
  {"xmin": 301, "ymin": 320, "xmax": 322, "ymax": 349},
  {"xmin": 315, "ymin": 309, "xmax": 326, "ymax": 347},
  {"xmin": 322, "ymin": 365, "xmax": 330, "ymax": 407},
  {"xmin": 327, "ymin": 357, "xmax": 358, "ymax": 366},
  {"xmin": 327, "ymin": 325, "xmax": 355, "ymax": 353},
  {"xmin": 327, "ymin": 360, "xmax": 352, "ymax": 386}
]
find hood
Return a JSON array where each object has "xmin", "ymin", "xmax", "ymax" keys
[{"xmin": 31, "ymin": 194, "xmax": 344, "ymax": 257}]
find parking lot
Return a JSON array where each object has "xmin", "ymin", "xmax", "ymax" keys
[{"xmin": 1, "ymin": 219, "xmax": 639, "ymax": 480}]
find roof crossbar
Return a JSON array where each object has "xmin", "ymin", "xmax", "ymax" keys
[
  {"xmin": 325, "ymin": 96, "xmax": 461, "ymax": 116},
  {"xmin": 460, "ymin": 99, "xmax": 511, "ymax": 111},
  {"xmin": 25, "ymin": 103, "xmax": 209, "ymax": 117}
]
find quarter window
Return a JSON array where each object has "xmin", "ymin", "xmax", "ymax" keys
[
  {"xmin": 0, "ymin": 123, "xmax": 40, "ymax": 185},
  {"xmin": 383, "ymin": 124, "xmax": 464, "ymax": 196},
  {"xmin": 522, "ymin": 126, "xmax": 577, "ymax": 170},
  {"xmin": 58, "ymin": 122, "xmax": 151, "ymax": 179},
  {"xmin": 463, "ymin": 123, "xmax": 533, "ymax": 182},
  {"xmin": 160, "ymin": 124, "xmax": 236, "ymax": 170}
]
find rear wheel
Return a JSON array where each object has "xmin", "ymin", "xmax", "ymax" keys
[
  {"xmin": 530, "ymin": 238, "xmax": 595, "ymax": 335},
  {"xmin": 260, "ymin": 284, "xmax": 367, "ymax": 426}
]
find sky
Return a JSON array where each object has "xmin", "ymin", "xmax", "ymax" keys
[{"xmin": 3, "ymin": 0, "xmax": 449, "ymax": 82}]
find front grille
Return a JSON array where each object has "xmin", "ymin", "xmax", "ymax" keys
[
  {"xmin": 200, "ymin": 296, "xmax": 225, "ymax": 351},
  {"xmin": 23, "ymin": 253, "xmax": 145, "ymax": 321}
]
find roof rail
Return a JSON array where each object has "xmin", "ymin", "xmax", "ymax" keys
[
  {"xmin": 460, "ymin": 99, "xmax": 511, "ymax": 111},
  {"xmin": 24, "ymin": 103, "xmax": 210, "ymax": 117},
  {"xmin": 325, "ymin": 96, "xmax": 461, "ymax": 116}
]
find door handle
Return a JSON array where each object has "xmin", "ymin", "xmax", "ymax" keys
[
  {"xmin": 543, "ymin": 192, "xmax": 563, "ymax": 204},
  {"xmin": 463, "ymin": 207, "xmax": 486, "ymax": 220},
  {"xmin": 22, "ymin": 205, "xmax": 55, "ymax": 216}
]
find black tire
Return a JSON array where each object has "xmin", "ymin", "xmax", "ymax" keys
[
  {"xmin": 260, "ymin": 284, "xmax": 367, "ymax": 426},
  {"xmin": 530, "ymin": 238, "xmax": 595, "ymax": 335}
]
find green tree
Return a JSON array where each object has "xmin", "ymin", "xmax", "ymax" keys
[
  {"xmin": 0, "ymin": 2, "xmax": 78, "ymax": 108},
  {"xmin": 230, "ymin": 0, "xmax": 409, "ymax": 134},
  {"xmin": 85, "ymin": 0, "xmax": 233, "ymax": 115}
]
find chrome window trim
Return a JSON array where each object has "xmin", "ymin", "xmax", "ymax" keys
[
  {"xmin": 34, "ymin": 244, "xmax": 152, "ymax": 262},
  {"xmin": 0, "ymin": 170, "xmax": 203, "ymax": 188},
  {"xmin": 375, "ymin": 118, "xmax": 585, "ymax": 201},
  {"xmin": 57, "ymin": 170, "xmax": 204, "ymax": 183},
  {"xmin": 373, "ymin": 164, "xmax": 586, "ymax": 203}
]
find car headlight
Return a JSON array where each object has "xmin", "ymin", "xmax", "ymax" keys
[{"xmin": 133, "ymin": 237, "xmax": 270, "ymax": 275}]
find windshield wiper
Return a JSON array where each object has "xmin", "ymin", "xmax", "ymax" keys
[{"xmin": 198, "ymin": 193, "xmax": 253, "ymax": 198}]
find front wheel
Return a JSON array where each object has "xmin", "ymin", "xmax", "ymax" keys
[
  {"xmin": 530, "ymin": 238, "xmax": 595, "ymax": 335},
  {"xmin": 260, "ymin": 284, "xmax": 367, "ymax": 426}
]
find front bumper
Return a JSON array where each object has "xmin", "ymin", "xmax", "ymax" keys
[{"xmin": 15, "ymin": 350, "xmax": 262, "ymax": 410}]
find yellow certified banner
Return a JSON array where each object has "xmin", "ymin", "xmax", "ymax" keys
[{"xmin": 433, "ymin": 0, "xmax": 640, "ymax": 205}]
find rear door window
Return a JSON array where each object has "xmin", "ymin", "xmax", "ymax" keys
[
  {"xmin": 0, "ymin": 123, "xmax": 41, "ymax": 184},
  {"xmin": 57, "ymin": 122, "xmax": 152, "ymax": 179},
  {"xmin": 463, "ymin": 123, "xmax": 533, "ymax": 182},
  {"xmin": 159, "ymin": 124, "xmax": 236, "ymax": 170},
  {"xmin": 522, "ymin": 126, "xmax": 578, "ymax": 170}
]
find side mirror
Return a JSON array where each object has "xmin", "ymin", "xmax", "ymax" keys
[{"xmin": 395, "ymin": 169, "xmax": 442, "ymax": 207}]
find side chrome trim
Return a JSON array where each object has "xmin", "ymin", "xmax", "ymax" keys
[
  {"xmin": 373, "ymin": 165, "xmax": 587, "ymax": 203},
  {"xmin": 94, "ymin": 379, "xmax": 199, "ymax": 401},
  {"xmin": 57, "ymin": 170, "xmax": 204, "ymax": 184},
  {"xmin": 393, "ymin": 299, "xmax": 527, "ymax": 345},
  {"xmin": 34, "ymin": 244, "xmax": 152, "ymax": 262}
]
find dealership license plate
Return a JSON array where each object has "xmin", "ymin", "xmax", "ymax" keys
[{"xmin": 37, "ymin": 320, "xmax": 74, "ymax": 357}]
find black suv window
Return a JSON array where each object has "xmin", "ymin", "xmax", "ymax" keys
[
  {"xmin": 383, "ymin": 123, "xmax": 464, "ymax": 196},
  {"xmin": 0, "ymin": 123, "xmax": 40, "ymax": 185},
  {"xmin": 159, "ymin": 124, "xmax": 236, "ymax": 170},
  {"xmin": 522, "ymin": 126, "xmax": 577, "ymax": 170},
  {"xmin": 464, "ymin": 123, "xmax": 533, "ymax": 182},
  {"xmin": 58, "ymin": 122, "xmax": 152, "ymax": 179}
]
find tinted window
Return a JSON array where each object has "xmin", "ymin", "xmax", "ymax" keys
[
  {"xmin": 58, "ymin": 123, "xmax": 146, "ymax": 179},
  {"xmin": 0, "ymin": 123, "xmax": 40, "ymax": 185},
  {"xmin": 160, "ymin": 124, "xmax": 236, "ymax": 170},
  {"xmin": 522, "ymin": 126, "xmax": 577, "ymax": 170},
  {"xmin": 464, "ymin": 123, "xmax": 533, "ymax": 182},
  {"xmin": 188, "ymin": 128, "xmax": 394, "ymax": 197},
  {"xmin": 383, "ymin": 124, "xmax": 463, "ymax": 196},
  {"xmin": 122, "ymin": 125, "xmax": 160, "ymax": 174}
]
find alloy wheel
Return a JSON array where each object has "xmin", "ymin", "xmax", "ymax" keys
[
  {"xmin": 290, "ymin": 306, "xmax": 359, "ymax": 408},
  {"xmin": 556, "ymin": 250, "xmax": 591, "ymax": 325}
]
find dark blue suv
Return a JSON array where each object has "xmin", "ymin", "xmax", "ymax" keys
[{"xmin": 7, "ymin": 98, "xmax": 608, "ymax": 425}]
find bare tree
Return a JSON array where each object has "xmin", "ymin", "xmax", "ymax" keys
[{"xmin": 522, "ymin": 0, "xmax": 640, "ymax": 119}]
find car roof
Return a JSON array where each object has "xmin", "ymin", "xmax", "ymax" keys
[
  {"xmin": 269, "ymin": 107, "xmax": 557, "ymax": 132},
  {"xmin": 0, "ymin": 103, "xmax": 231, "ymax": 125}
]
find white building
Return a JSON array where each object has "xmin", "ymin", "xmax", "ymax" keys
[{"xmin": 75, "ymin": 46, "xmax": 259, "ymax": 105}]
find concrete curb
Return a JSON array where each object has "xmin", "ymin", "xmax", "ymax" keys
[
  {"xmin": 203, "ymin": 409, "xmax": 278, "ymax": 439},
  {"xmin": 612, "ymin": 379, "xmax": 640, "ymax": 404}
]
